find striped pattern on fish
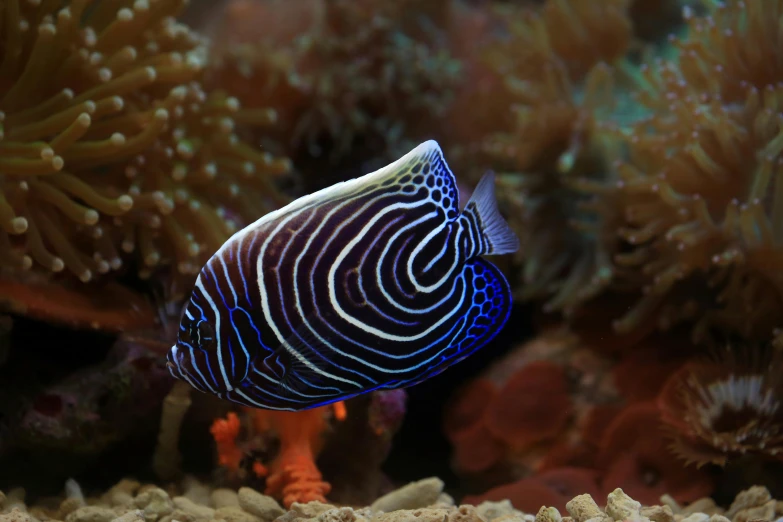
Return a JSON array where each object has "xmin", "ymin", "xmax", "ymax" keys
[{"xmin": 166, "ymin": 140, "xmax": 520, "ymax": 411}]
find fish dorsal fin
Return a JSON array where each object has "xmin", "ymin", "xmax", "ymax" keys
[
  {"xmin": 363, "ymin": 140, "xmax": 461, "ymax": 219},
  {"xmin": 224, "ymin": 141, "xmax": 462, "ymax": 245}
]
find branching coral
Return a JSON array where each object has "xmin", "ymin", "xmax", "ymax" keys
[
  {"xmin": 608, "ymin": 0, "xmax": 783, "ymax": 342},
  {"xmin": 210, "ymin": 403, "xmax": 347, "ymax": 507},
  {"xmin": 253, "ymin": 408, "xmax": 333, "ymax": 507},
  {"xmin": 482, "ymin": 0, "xmax": 634, "ymax": 315},
  {"xmin": 0, "ymin": 0, "xmax": 289, "ymax": 284},
  {"xmin": 658, "ymin": 343, "xmax": 783, "ymax": 467}
]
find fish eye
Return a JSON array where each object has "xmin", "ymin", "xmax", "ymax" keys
[{"xmin": 188, "ymin": 320, "xmax": 216, "ymax": 351}]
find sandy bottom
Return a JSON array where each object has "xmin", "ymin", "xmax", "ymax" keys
[{"xmin": 1, "ymin": 476, "xmax": 780, "ymax": 522}]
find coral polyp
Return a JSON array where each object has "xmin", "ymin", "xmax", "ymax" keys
[{"xmin": 0, "ymin": 0, "xmax": 289, "ymax": 283}]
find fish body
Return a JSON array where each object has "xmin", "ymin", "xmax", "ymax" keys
[{"xmin": 166, "ymin": 140, "xmax": 519, "ymax": 411}]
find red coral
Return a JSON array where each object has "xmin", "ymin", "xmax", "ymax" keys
[
  {"xmin": 580, "ymin": 404, "xmax": 624, "ymax": 447},
  {"xmin": 485, "ymin": 361, "xmax": 573, "ymax": 449},
  {"xmin": 444, "ymin": 379, "xmax": 498, "ymax": 441},
  {"xmin": 598, "ymin": 402, "xmax": 714, "ymax": 506},
  {"xmin": 444, "ymin": 379, "xmax": 505, "ymax": 473}
]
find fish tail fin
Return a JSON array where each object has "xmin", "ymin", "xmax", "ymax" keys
[{"xmin": 462, "ymin": 171, "xmax": 520, "ymax": 256}]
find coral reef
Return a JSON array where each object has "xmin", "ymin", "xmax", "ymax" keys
[
  {"xmin": 0, "ymin": 0, "xmax": 290, "ymax": 285},
  {"xmin": 438, "ymin": 0, "xmax": 783, "ymax": 507}
]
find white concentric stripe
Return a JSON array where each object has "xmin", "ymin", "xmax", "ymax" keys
[
  {"xmin": 322, "ymin": 202, "xmax": 454, "ymax": 325},
  {"xmin": 264, "ymin": 207, "xmax": 376, "ymax": 385},
  {"xmin": 422, "ymin": 226, "xmax": 452, "ymax": 273},
  {"xmin": 250, "ymin": 367, "xmax": 335, "ymax": 401},
  {"xmin": 287, "ymin": 187, "xmax": 428, "ymax": 377},
  {"xmin": 195, "ymin": 276, "xmax": 233, "ymax": 391},
  {"xmin": 188, "ymin": 348, "xmax": 218, "ymax": 394},
  {"xmin": 215, "ymin": 140, "xmax": 454, "ymax": 261},
  {"xmin": 273, "ymin": 205, "xmax": 376, "ymax": 385},
  {"xmin": 252, "ymin": 366, "xmax": 343, "ymax": 398},
  {"xmin": 460, "ymin": 212, "xmax": 482, "ymax": 257},
  {"xmin": 406, "ymin": 219, "xmax": 461, "ymax": 292},
  {"xmin": 296, "ymin": 192, "xmax": 472, "ymax": 364},
  {"xmin": 316, "ymin": 282, "xmax": 471, "ymax": 373},
  {"xmin": 373, "ymin": 209, "xmax": 461, "ymax": 314},
  {"xmin": 258, "ymin": 195, "xmax": 365, "ymax": 389}
]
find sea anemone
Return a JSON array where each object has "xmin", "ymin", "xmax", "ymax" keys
[
  {"xmin": 0, "ymin": 0, "xmax": 289, "ymax": 284},
  {"xmin": 609, "ymin": 0, "xmax": 783, "ymax": 342},
  {"xmin": 658, "ymin": 343, "xmax": 783, "ymax": 467},
  {"xmin": 482, "ymin": 0, "xmax": 633, "ymax": 314}
]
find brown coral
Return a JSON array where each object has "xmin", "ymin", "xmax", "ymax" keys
[
  {"xmin": 658, "ymin": 343, "xmax": 783, "ymax": 467},
  {"xmin": 608, "ymin": 0, "xmax": 783, "ymax": 342},
  {"xmin": 482, "ymin": 0, "xmax": 633, "ymax": 315},
  {"xmin": 0, "ymin": 0, "xmax": 289, "ymax": 284},
  {"xmin": 208, "ymin": 0, "xmax": 460, "ymax": 190}
]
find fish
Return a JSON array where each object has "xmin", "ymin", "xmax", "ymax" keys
[{"xmin": 166, "ymin": 140, "xmax": 520, "ymax": 411}]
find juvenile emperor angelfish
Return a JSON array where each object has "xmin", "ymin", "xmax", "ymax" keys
[{"xmin": 166, "ymin": 140, "xmax": 520, "ymax": 411}]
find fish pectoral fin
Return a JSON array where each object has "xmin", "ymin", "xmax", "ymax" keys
[
  {"xmin": 463, "ymin": 171, "xmax": 520, "ymax": 256},
  {"xmin": 266, "ymin": 317, "xmax": 334, "ymax": 394}
]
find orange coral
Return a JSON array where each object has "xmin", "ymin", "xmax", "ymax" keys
[
  {"xmin": 210, "ymin": 402, "xmax": 346, "ymax": 507},
  {"xmin": 210, "ymin": 411, "xmax": 244, "ymax": 472},
  {"xmin": 250, "ymin": 407, "xmax": 333, "ymax": 507}
]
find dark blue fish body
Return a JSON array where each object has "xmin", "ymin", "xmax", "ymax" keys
[{"xmin": 166, "ymin": 140, "xmax": 520, "ymax": 411}]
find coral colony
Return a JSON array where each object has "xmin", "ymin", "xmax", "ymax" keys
[{"xmin": 1, "ymin": 0, "xmax": 783, "ymax": 518}]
